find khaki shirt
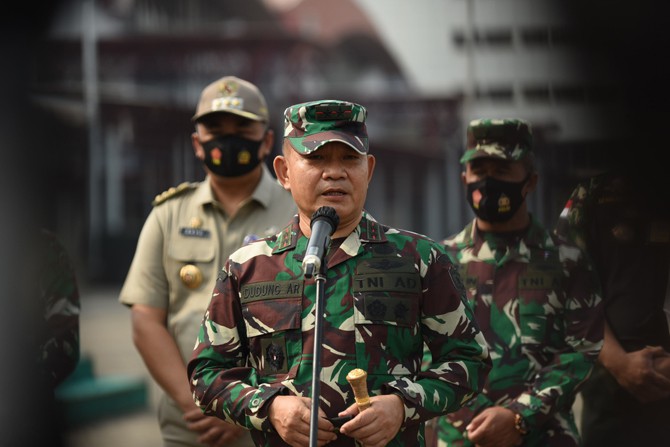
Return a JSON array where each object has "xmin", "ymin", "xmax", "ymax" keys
[{"xmin": 120, "ymin": 165, "xmax": 297, "ymax": 362}]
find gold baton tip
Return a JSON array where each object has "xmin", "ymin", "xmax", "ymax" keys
[
  {"xmin": 346, "ymin": 368, "xmax": 367, "ymax": 382},
  {"xmin": 346, "ymin": 368, "xmax": 371, "ymax": 410}
]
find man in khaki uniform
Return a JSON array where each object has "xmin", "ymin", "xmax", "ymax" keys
[{"xmin": 119, "ymin": 76, "xmax": 297, "ymax": 447}]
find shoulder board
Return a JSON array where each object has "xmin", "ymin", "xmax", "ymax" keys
[{"xmin": 152, "ymin": 182, "xmax": 198, "ymax": 206}]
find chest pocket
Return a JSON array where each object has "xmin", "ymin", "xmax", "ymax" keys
[
  {"xmin": 352, "ymin": 257, "xmax": 422, "ymax": 377},
  {"xmin": 518, "ymin": 266, "xmax": 563, "ymax": 352},
  {"xmin": 168, "ymin": 227, "xmax": 216, "ymax": 291},
  {"xmin": 240, "ymin": 280, "xmax": 303, "ymax": 380},
  {"xmin": 169, "ymin": 225, "xmax": 216, "ymax": 262}
]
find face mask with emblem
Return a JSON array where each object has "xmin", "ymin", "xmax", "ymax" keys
[
  {"xmin": 202, "ymin": 134, "xmax": 262, "ymax": 178},
  {"xmin": 466, "ymin": 175, "xmax": 529, "ymax": 223}
]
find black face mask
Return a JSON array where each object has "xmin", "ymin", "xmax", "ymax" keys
[
  {"xmin": 201, "ymin": 135, "xmax": 262, "ymax": 178},
  {"xmin": 466, "ymin": 175, "xmax": 529, "ymax": 223}
]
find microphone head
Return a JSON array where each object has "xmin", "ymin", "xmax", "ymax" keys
[{"xmin": 310, "ymin": 206, "xmax": 340, "ymax": 232}]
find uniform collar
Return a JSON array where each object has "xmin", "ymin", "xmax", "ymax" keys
[
  {"xmin": 197, "ymin": 164, "xmax": 276, "ymax": 209},
  {"xmin": 450, "ymin": 215, "xmax": 556, "ymax": 264},
  {"xmin": 272, "ymin": 210, "xmax": 386, "ymax": 255},
  {"xmin": 193, "ymin": 178, "xmax": 217, "ymax": 206}
]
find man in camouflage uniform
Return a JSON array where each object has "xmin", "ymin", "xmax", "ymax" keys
[
  {"xmin": 119, "ymin": 76, "xmax": 297, "ymax": 447},
  {"xmin": 435, "ymin": 119, "xmax": 604, "ymax": 447},
  {"xmin": 554, "ymin": 166, "xmax": 670, "ymax": 446},
  {"xmin": 187, "ymin": 99, "xmax": 491, "ymax": 447}
]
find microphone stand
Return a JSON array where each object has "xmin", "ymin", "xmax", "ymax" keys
[{"xmin": 308, "ymin": 248, "xmax": 328, "ymax": 447}]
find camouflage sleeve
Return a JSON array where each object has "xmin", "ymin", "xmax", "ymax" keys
[
  {"xmin": 507, "ymin": 245, "xmax": 604, "ymax": 431},
  {"xmin": 435, "ymin": 249, "xmax": 495, "ymax": 438},
  {"xmin": 382, "ymin": 245, "xmax": 491, "ymax": 425},
  {"xmin": 39, "ymin": 230, "xmax": 80, "ymax": 388},
  {"xmin": 554, "ymin": 181, "xmax": 591, "ymax": 250},
  {"xmin": 434, "ymin": 390, "xmax": 495, "ymax": 439},
  {"xmin": 187, "ymin": 263, "xmax": 285, "ymax": 431}
]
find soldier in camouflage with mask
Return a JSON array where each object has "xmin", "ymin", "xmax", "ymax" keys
[
  {"xmin": 435, "ymin": 119, "xmax": 604, "ymax": 447},
  {"xmin": 187, "ymin": 99, "xmax": 491, "ymax": 447}
]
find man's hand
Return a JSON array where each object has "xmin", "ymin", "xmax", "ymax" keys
[
  {"xmin": 338, "ymin": 393, "xmax": 404, "ymax": 447},
  {"xmin": 607, "ymin": 346, "xmax": 670, "ymax": 402},
  {"xmin": 654, "ymin": 351, "xmax": 670, "ymax": 377},
  {"xmin": 599, "ymin": 322, "xmax": 670, "ymax": 402},
  {"xmin": 465, "ymin": 406, "xmax": 522, "ymax": 447},
  {"xmin": 183, "ymin": 407, "xmax": 246, "ymax": 447},
  {"xmin": 268, "ymin": 395, "xmax": 337, "ymax": 447}
]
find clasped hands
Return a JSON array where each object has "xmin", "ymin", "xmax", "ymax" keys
[{"xmin": 268, "ymin": 393, "xmax": 404, "ymax": 447}]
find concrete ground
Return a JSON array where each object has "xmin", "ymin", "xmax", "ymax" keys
[
  {"xmin": 63, "ymin": 285, "xmax": 583, "ymax": 447},
  {"xmin": 63, "ymin": 285, "xmax": 163, "ymax": 447}
]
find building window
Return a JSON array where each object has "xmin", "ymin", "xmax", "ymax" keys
[
  {"xmin": 452, "ymin": 28, "xmax": 512, "ymax": 48},
  {"xmin": 520, "ymin": 27, "xmax": 550, "ymax": 47},
  {"xmin": 453, "ymin": 30, "xmax": 466, "ymax": 47},
  {"xmin": 523, "ymin": 85, "xmax": 551, "ymax": 103},
  {"xmin": 553, "ymin": 85, "xmax": 586, "ymax": 103},
  {"xmin": 475, "ymin": 85, "xmax": 514, "ymax": 102},
  {"xmin": 481, "ymin": 29, "xmax": 513, "ymax": 47}
]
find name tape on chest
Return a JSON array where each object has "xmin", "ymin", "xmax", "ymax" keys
[
  {"xmin": 460, "ymin": 265, "xmax": 562, "ymax": 292},
  {"xmin": 518, "ymin": 270, "xmax": 562, "ymax": 290},
  {"xmin": 180, "ymin": 227, "xmax": 211, "ymax": 238},
  {"xmin": 240, "ymin": 280, "xmax": 304, "ymax": 303}
]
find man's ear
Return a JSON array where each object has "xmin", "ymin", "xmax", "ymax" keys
[
  {"xmin": 525, "ymin": 172, "xmax": 539, "ymax": 194},
  {"xmin": 273, "ymin": 155, "xmax": 290, "ymax": 191},
  {"xmin": 259, "ymin": 128, "xmax": 275, "ymax": 160},
  {"xmin": 191, "ymin": 132, "xmax": 205, "ymax": 161},
  {"xmin": 366, "ymin": 155, "xmax": 376, "ymax": 184}
]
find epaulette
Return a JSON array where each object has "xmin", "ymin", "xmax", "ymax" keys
[{"xmin": 152, "ymin": 182, "xmax": 198, "ymax": 206}]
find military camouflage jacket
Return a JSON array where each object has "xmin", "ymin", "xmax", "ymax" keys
[
  {"xmin": 437, "ymin": 216, "xmax": 603, "ymax": 446},
  {"xmin": 555, "ymin": 170, "xmax": 670, "ymax": 351},
  {"xmin": 188, "ymin": 212, "xmax": 490, "ymax": 447}
]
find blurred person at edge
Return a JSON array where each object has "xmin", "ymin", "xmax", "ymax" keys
[
  {"xmin": 554, "ymin": 161, "xmax": 670, "ymax": 446},
  {"xmin": 6, "ymin": 227, "xmax": 81, "ymax": 447},
  {"xmin": 187, "ymin": 99, "xmax": 491, "ymax": 447},
  {"xmin": 119, "ymin": 76, "xmax": 297, "ymax": 447},
  {"xmin": 433, "ymin": 119, "xmax": 604, "ymax": 447}
]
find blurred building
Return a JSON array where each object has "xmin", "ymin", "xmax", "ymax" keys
[
  {"xmin": 355, "ymin": 0, "xmax": 632, "ymax": 233},
  {"xmin": 31, "ymin": 0, "xmax": 465, "ymax": 282},
  {"xmin": 357, "ymin": 0, "xmax": 625, "ymax": 136},
  {"xmin": 31, "ymin": 0, "xmax": 636, "ymax": 283}
]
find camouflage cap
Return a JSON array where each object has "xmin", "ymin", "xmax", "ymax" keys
[
  {"xmin": 284, "ymin": 100, "xmax": 368, "ymax": 154},
  {"xmin": 192, "ymin": 76, "xmax": 269, "ymax": 122},
  {"xmin": 460, "ymin": 118, "xmax": 533, "ymax": 163}
]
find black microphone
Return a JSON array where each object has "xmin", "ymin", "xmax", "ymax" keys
[{"xmin": 302, "ymin": 206, "xmax": 340, "ymax": 279}]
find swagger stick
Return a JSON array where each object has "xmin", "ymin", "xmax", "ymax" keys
[{"xmin": 346, "ymin": 368, "xmax": 371, "ymax": 411}]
